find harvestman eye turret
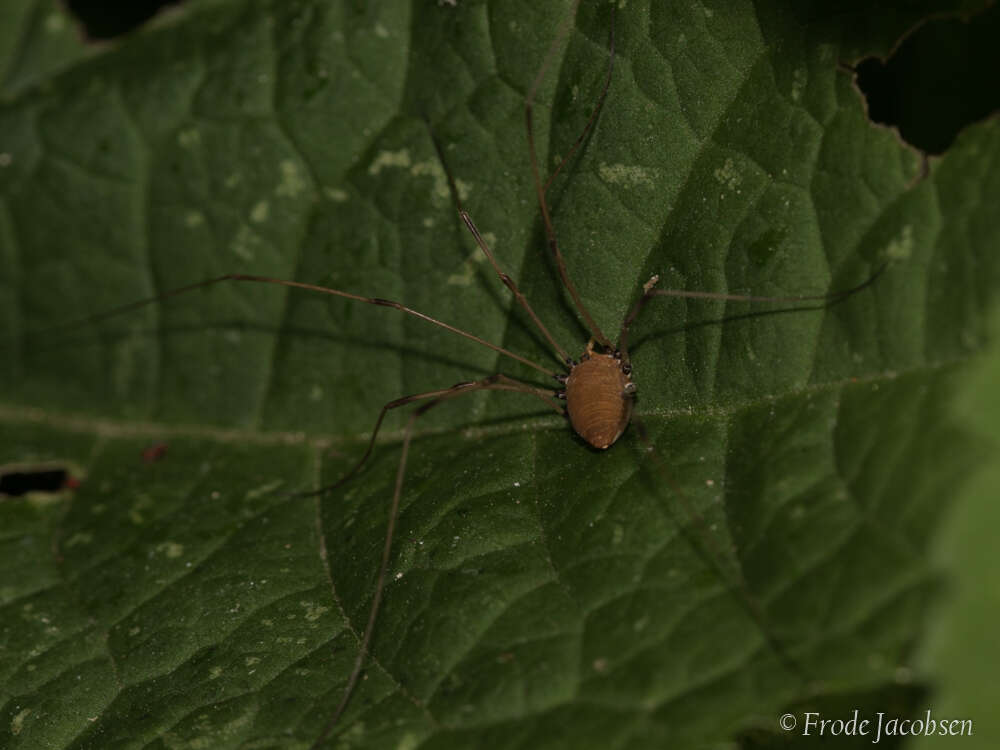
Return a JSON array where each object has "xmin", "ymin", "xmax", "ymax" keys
[{"xmin": 30, "ymin": 3, "xmax": 887, "ymax": 748}]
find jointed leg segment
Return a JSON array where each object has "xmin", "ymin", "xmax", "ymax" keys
[
  {"xmin": 617, "ymin": 264, "xmax": 888, "ymax": 360},
  {"xmin": 311, "ymin": 374, "xmax": 563, "ymax": 748},
  {"xmin": 40, "ymin": 274, "xmax": 559, "ymax": 379},
  {"xmin": 525, "ymin": 0, "xmax": 617, "ymax": 351},
  {"xmin": 425, "ymin": 117, "xmax": 572, "ymax": 368}
]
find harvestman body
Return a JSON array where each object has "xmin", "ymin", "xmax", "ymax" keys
[{"xmin": 42, "ymin": 5, "xmax": 885, "ymax": 748}]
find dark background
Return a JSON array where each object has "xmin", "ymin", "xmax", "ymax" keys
[{"xmin": 64, "ymin": 1, "xmax": 999, "ymax": 155}]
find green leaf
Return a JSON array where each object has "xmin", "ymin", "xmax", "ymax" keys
[
  {"xmin": 0, "ymin": 0, "xmax": 92, "ymax": 99},
  {"xmin": 911, "ymin": 305, "xmax": 1000, "ymax": 750},
  {"xmin": 2, "ymin": 1, "xmax": 998, "ymax": 748}
]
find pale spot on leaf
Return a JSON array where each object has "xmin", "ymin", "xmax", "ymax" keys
[
  {"xmin": 250, "ymin": 200, "xmax": 269, "ymax": 223},
  {"xmin": 447, "ymin": 242, "xmax": 489, "ymax": 286},
  {"xmin": 411, "ymin": 157, "xmax": 471, "ymax": 202},
  {"xmin": 301, "ymin": 601, "xmax": 330, "ymax": 622},
  {"xmin": 885, "ymin": 224, "xmax": 913, "ymax": 260},
  {"xmin": 11, "ymin": 708, "xmax": 31, "ymax": 735},
  {"xmin": 276, "ymin": 159, "xmax": 307, "ymax": 198},
  {"xmin": 369, "ymin": 148, "xmax": 412, "ymax": 175},
  {"xmin": 244, "ymin": 479, "xmax": 284, "ymax": 500},
  {"xmin": 790, "ymin": 67, "xmax": 807, "ymax": 102},
  {"xmin": 177, "ymin": 128, "xmax": 201, "ymax": 148},
  {"xmin": 598, "ymin": 162, "xmax": 655, "ymax": 188},
  {"xmin": 156, "ymin": 541, "xmax": 184, "ymax": 558},
  {"xmin": 713, "ymin": 158, "xmax": 740, "ymax": 190}
]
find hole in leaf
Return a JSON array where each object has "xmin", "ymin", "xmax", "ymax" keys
[
  {"xmin": 0, "ymin": 467, "xmax": 77, "ymax": 497},
  {"xmin": 64, "ymin": 0, "xmax": 184, "ymax": 40},
  {"xmin": 855, "ymin": 3, "xmax": 1000, "ymax": 155}
]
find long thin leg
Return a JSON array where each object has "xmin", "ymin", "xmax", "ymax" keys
[
  {"xmin": 525, "ymin": 0, "xmax": 615, "ymax": 350},
  {"xmin": 542, "ymin": 3, "xmax": 615, "ymax": 195},
  {"xmin": 630, "ymin": 414, "xmax": 805, "ymax": 681},
  {"xmin": 294, "ymin": 375, "xmax": 564, "ymax": 502},
  {"xmin": 38, "ymin": 274, "xmax": 559, "ymax": 379},
  {"xmin": 310, "ymin": 374, "xmax": 564, "ymax": 749},
  {"xmin": 424, "ymin": 120, "xmax": 572, "ymax": 367},
  {"xmin": 459, "ymin": 211, "xmax": 572, "ymax": 365},
  {"xmin": 617, "ymin": 263, "xmax": 889, "ymax": 360}
]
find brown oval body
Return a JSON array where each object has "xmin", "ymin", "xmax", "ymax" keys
[{"xmin": 565, "ymin": 351, "xmax": 634, "ymax": 450}]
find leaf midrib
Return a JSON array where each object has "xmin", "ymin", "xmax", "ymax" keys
[{"xmin": 0, "ymin": 355, "xmax": 964, "ymax": 456}]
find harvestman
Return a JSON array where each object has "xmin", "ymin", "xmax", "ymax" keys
[{"xmin": 43, "ymin": 5, "xmax": 885, "ymax": 748}]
